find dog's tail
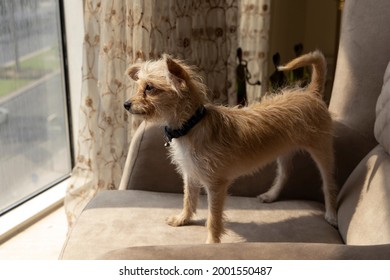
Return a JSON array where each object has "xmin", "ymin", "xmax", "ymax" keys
[{"xmin": 278, "ymin": 50, "xmax": 326, "ymax": 95}]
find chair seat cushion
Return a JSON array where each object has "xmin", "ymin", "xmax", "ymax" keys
[{"xmin": 60, "ymin": 190, "xmax": 343, "ymax": 259}]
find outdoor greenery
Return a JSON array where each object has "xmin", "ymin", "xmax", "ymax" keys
[
  {"xmin": 0, "ymin": 79, "xmax": 30, "ymax": 97},
  {"xmin": 0, "ymin": 46, "xmax": 60, "ymax": 99},
  {"xmin": 21, "ymin": 47, "xmax": 60, "ymax": 71}
]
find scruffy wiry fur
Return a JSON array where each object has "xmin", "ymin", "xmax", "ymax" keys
[{"xmin": 125, "ymin": 51, "xmax": 338, "ymax": 244}]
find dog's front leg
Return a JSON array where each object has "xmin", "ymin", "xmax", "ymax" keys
[
  {"xmin": 166, "ymin": 175, "xmax": 200, "ymax": 227},
  {"xmin": 205, "ymin": 181, "xmax": 228, "ymax": 244}
]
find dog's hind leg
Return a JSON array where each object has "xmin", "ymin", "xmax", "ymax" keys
[
  {"xmin": 257, "ymin": 153, "xmax": 294, "ymax": 203},
  {"xmin": 306, "ymin": 142, "xmax": 338, "ymax": 227},
  {"xmin": 166, "ymin": 175, "xmax": 200, "ymax": 227}
]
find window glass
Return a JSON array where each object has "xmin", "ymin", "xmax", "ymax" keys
[{"xmin": 0, "ymin": 0, "xmax": 71, "ymax": 214}]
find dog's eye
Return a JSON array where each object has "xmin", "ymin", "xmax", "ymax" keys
[{"xmin": 145, "ymin": 84, "xmax": 154, "ymax": 93}]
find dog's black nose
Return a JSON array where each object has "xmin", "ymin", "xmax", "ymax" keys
[{"xmin": 124, "ymin": 101, "xmax": 131, "ymax": 111}]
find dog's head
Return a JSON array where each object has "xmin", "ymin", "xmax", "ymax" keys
[{"xmin": 124, "ymin": 55, "xmax": 208, "ymax": 126}]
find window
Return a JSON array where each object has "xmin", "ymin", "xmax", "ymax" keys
[{"xmin": 0, "ymin": 0, "xmax": 72, "ymax": 214}]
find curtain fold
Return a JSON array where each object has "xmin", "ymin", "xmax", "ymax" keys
[{"xmin": 65, "ymin": 0, "xmax": 270, "ymax": 227}]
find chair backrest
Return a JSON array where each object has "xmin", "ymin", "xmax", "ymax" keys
[
  {"xmin": 328, "ymin": 0, "xmax": 390, "ymax": 187},
  {"xmin": 118, "ymin": 121, "xmax": 183, "ymax": 193}
]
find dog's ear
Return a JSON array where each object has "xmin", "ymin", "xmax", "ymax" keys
[
  {"xmin": 163, "ymin": 54, "xmax": 190, "ymax": 83},
  {"xmin": 126, "ymin": 64, "xmax": 141, "ymax": 81}
]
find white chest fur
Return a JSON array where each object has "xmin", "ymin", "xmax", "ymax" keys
[{"xmin": 169, "ymin": 140, "xmax": 198, "ymax": 176}]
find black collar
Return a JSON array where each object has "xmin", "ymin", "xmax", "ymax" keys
[{"xmin": 164, "ymin": 106, "xmax": 206, "ymax": 146}]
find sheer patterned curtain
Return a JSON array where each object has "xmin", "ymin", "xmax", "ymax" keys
[
  {"xmin": 240, "ymin": 0, "xmax": 271, "ymax": 102},
  {"xmin": 65, "ymin": 0, "xmax": 270, "ymax": 226}
]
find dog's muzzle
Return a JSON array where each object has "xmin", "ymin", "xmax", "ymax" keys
[{"xmin": 123, "ymin": 101, "xmax": 131, "ymax": 111}]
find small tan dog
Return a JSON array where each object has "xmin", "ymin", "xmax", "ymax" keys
[{"xmin": 124, "ymin": 50, "xmax": 338, "ymax": 243}]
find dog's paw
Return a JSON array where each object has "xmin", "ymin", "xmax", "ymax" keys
[
  {"xmin": 257, "ymin": 192, "xmax": 276, "ymax": 203},
  {"xmin": 206, "ymin": 236, "xmax": 221, "ymax": 244},
  {"xmin": 166, "ymin": 215, "xmax": 189, "ymax": 227},
  {"xmin": 325, "ymin": 212, "xmax": 338, "ymax": 228}
]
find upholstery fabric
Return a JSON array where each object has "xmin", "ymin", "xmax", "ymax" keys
[
  {"xmin": 99, "ymin": 243, "xmax": 390, "ymax": 260},
  {"xmin": 375, "ymin": 61, "xmax": 390, "ymax": 154},
  {"xmin": 338, "ymin": 145, "xmax": 390, "ymax": 245},
  {"xmin": 337, "ymin": 59, "xmax": 390, "ymax": 246},
  {"xmin": 329, "ymin": 0, "xmax": 390, "ymax": 144},
  {"xmin": 118, "ymin": 121, "xmax": 182, "ymax": 193},
  {"xmin": 60, "ymin": 190, "xmax": 342, "ymax": 259},
  {"xmin": 328, "ymin": 0, "xmax": 390, "ymax": 190}
]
